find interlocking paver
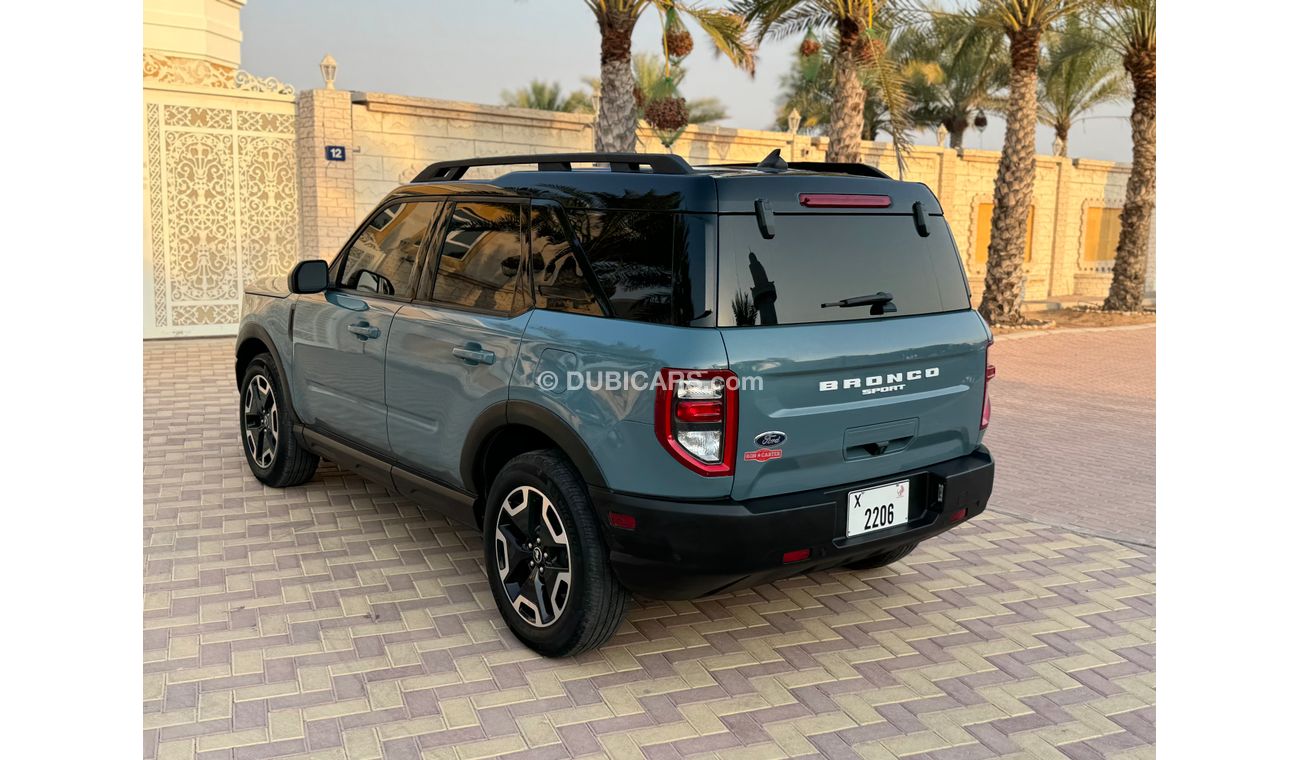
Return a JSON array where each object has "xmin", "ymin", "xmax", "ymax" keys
[
  {"xmin": 982, "ymin": 327, "xmax": 1156, "ymax": 546},
  {"xmin": 144, "ymin": 330, "xmax": 1155, "ymax": 759}
]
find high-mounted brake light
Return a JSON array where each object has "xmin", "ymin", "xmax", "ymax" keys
[
  {"xmin": 798, "ymin": 193, "xmax": 892, "ymax": 208},
  {"xmin": 654, "ymin": 368, "xmax": 738, "ymax": 476}
]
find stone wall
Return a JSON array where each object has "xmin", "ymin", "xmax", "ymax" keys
[{"xmin": 328, "ymin": 90, "xmax": 1155, "ymax": 305}]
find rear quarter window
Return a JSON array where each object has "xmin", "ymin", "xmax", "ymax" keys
[
  {"xmin": 717, "ymin": 213, "xmax": 970, "ymax": 327},
  {"xmin": 562, "ymin": 209, "xmax": 705, "ymax": 326}
]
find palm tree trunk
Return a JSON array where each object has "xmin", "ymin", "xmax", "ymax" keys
[
  {"xmin": 1104, "ymin": 48, "xmax": 1155, "ymax": 311},
  {"xmin": 595, "ymin": 13, "xmax": 636, "ymax": 153},
  {"xmin": 826, "ymin": 24, "xmax": 866, "ymax": 163},
  {"xmin": 949, "ymin": 129, "xmax": 965, "ymax": 150},
  {"xmin": 978, "ymin": 28, "xmax": 1041, "ymax": 326},
  {"xmin": 1053, "ymin": 126, "xmax": 1069, "ymax": 157}
]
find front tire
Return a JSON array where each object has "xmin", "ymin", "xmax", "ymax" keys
[
  {"xmin": 239, "ymin": 354, "xmax": 318, "ymax": 488},
  {"xmin": 483, "ymin": 450, "xmax": 629, "ymax": 657}
]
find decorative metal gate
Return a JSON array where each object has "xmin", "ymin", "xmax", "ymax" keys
[{"xmin": 144, "ymin": 59, "xmax": 299, "ymax": 337}]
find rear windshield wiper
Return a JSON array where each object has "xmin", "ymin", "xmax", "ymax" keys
[{"xmin": 820, "ymin": 291, "xmax": 897, "ymax": 315}]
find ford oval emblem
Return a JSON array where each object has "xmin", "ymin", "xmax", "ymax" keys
[{"xmin": 754, "ymin": 431, "xmax": 787, "ymax": 447}]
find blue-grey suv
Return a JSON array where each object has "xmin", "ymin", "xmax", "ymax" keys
[{"xmin": 236, "ymin": 152, "xmax": 995, "ymax": 656}]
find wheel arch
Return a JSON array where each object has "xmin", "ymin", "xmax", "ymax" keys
[
  {"xmin": 235, "ymin": 323, "xmax": 299, "ymax": 423},
  {"xmin": 463, "ymin": 401, "xmax": 608, "ymax": 526}
]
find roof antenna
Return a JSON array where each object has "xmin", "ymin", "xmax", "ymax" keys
[{"xmin": 756, "ymin": 149, "xmax": 787, "ymax": 172}]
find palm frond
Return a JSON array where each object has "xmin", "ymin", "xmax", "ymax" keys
[
  {"xmin": 862, "ymin": 39, "xmax": 915, "ymax": 177},
  {"xmin": 687, "ymin": 96, "xmax": 730, "ymax": 123},
  {"xmin": 1093, "ymin": 0, "xmax": 1155, "ymax": 57},
  {"xmin": 892, "ymin": 7, "xmax": 1007, "ymax": 138},
  {"xmin": 901, "ymin": 0, "xmax": 1090, "ymax": 33},
  {"xmin": 1037, "ymin": 14, "xmax": 1124, "ymax": 135},
  {"xmin": 501, "ymin": 80, "xmax": 591, "ymax": 113},
  {"xmin": 734, "ymin": 0, "xmax": 818, "ymax": 41},
  {"xmin": 671, "ymin": 3, "xmax": 757, "ymax": 73}
]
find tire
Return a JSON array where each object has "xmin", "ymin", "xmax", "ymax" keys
[
  {"xmin": 483, "ymin": 450, "xmax": 629, "ymax": 657},
  {"xmin": 843, "ymin": 541, "xmax": 918, "ymax": 571},
  {"xmin": 239, "ymin": 353, "xmax": 318, "ymax": 488}
]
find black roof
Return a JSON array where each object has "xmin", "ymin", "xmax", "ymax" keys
[{"xmin": 390, "ymin": 151, "xmax": 943, "ymax": 216}]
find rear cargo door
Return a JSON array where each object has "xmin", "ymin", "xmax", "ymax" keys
[{"xmin": 717, "ymin": 209, "xmax": 989, "ymax": 501}]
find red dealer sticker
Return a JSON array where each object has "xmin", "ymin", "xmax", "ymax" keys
[{"xmin": 743, "ymin": 448, "xmax": 783, "ymax": 462}]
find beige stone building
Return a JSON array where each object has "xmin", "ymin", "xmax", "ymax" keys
[{"xmin": 144, "ymin": 0, "xmax": 1154, "ymax": 338}]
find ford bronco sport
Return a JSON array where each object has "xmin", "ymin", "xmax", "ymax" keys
[{"xmin": 236, "ymin": 151, "xmax": 995, "ymax": 657}]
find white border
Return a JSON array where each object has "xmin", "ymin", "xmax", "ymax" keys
[{"xmin": 3, "ymin": 1, "xmax": 140, "ymax": 754}]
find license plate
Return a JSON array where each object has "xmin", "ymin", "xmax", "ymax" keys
[{"xmin": 846, "ymin": 480, "xmax": 910, "ymax": 538}]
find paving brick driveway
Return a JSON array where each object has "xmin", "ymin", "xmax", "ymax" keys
[{"xmin": 144, "ymin": 326, "xmax": 1155, "ymax": 760}]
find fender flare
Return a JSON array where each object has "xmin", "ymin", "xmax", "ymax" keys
[
  {"xmin": 460, "ymin": 400, "xmax": 608, "ymax": 495},
  {"xmin": 235, "ymin": 322, "xmax": 300, "ymax": 423}
]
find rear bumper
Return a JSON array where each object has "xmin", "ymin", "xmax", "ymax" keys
[{"xmin": 589, "ymin": 446, "xmax": 994, "ymax": 599}]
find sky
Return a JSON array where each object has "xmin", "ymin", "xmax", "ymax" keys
[{"xmin": 240, "ymin": 0, "xmax": 1134, "ymax": 163}]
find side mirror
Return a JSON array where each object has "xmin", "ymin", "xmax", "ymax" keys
[{"xmin": 289, "ymin": 259, "xmax": 329, "ymax": 294}]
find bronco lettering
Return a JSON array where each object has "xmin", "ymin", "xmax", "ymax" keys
[{"xmin": 819, "ymin": 366, "xmax": 940, "ymax": 392}]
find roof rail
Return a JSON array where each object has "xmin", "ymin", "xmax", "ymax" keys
[
  {"xmin": 411, "ymin": 152, "xmax": 694, "ymax": 182},
  {"xmin": 703, "ymin": 159, "xmax": 892, "ymax": 180}
]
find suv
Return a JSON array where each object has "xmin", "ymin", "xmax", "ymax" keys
[{"xmin": 236, "ymin": 152, "xmax": 995, "ymax": 657}]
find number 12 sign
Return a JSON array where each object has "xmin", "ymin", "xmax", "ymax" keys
[{"xmin": 325, "ymin": 146, "xmax": 347, "ymax": 161}]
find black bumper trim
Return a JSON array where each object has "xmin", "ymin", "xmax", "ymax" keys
[{"xmin": 588, "ymin": 446, "xmax": 994, "ymax": 599}]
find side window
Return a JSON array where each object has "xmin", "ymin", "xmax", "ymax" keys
[
  {"xmin": 338, "ymin": 202, "xmax": 438, "ymax": 297},
  {"xmin": 429, "ymin": 202, "xmax": 524, "ymax": 314},
  {"xmin": 529, "ymin": 206, "xmax": 603, "ymax": 317},
  {"xmin": 569, "ymin": 210, "xmax": 676, "ymax": 324}
]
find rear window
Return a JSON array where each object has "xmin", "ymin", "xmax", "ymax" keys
[{"xmin": 716, "ymin": 214, "xmax": 970, "ymax": 327}]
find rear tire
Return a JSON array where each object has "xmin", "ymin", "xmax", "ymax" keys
[
  {"xmin": 483, "ymin": 450, "xmax": 629, "ymax": 657},
  {"xmin": 239, "ymin": 354, "xmax": 318, "ymax": 488},
  {"xmin": 844, "ymin": 541, "xmax": 918, "ymax": 571}
]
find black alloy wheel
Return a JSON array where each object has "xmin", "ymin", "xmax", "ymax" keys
[
  {"xmin": 493, "ymin": 485, "xmax": 573, "ymax": 627},
  {"xmin": 242, "ymin": 373, "xmax": 279, "ymax": 469}
]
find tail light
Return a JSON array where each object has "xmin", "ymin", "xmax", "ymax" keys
[
  {"xmin": 980, "ymin": 339, "xmax": 995, "ymax": 430},
  {"xmin": 654, "ymin": 368, "xmax": 737, "ymax": 476}
]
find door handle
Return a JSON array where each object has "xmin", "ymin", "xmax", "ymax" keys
[
  {"xmin": 452, "ymin": 345, "xmax": 495, "ymax": 365},
  {"xmin": 348, "ymin": 322, "xmax": 381, "ymax": 340}
]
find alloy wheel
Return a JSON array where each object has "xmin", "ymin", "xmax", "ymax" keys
[
  {"xmin": 243, "ymin": 374, "xmax": 279, "ymax": 469},
  {"xmin": 493, "ymin": 485, "xmax": 572, "ymax": 627}
]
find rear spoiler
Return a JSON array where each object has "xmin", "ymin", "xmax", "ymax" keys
[{"xmin": 701, "ymin": 151, "xmax": 891, "ymax": 180}]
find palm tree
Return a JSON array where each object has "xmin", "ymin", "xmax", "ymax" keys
[
  {"xmin": 774, "ymin": 42, "xmax": 890, "ymax": 140},
  {"xmin": 738, "ymin": 0, "xmax": 914, "ymax": 167},
  {"xmin": 950, "ymin": 0, "xmax": 1087, "ymax": 326},
  {"xmin": 501, "ymin": 80, "xmax": 593, "ymax": 113},
  {"xmin": 896, "ymin": 14, "xmax": 1008, "ymax": 150},
  {"xmin": 584, "ymin": 1, "xmax": 753, "ymax": 152},
  {"xmin": 1037, "ymin": 14, "xmax": 1123, "ymax": 157},
  {"xmin": 687, "ymin": 97, "xmax": 730, "ymax": 124},
  {"xmin": 1099, "ymin": 0, "xmax": 1154, "ymax": 312},
  {"xmin": 632, "ymin": 52, "xmax": 731, "ymax": 124}
]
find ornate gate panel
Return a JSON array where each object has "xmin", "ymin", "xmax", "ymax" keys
[{"xmin": 143, "ymin": 63, "xmax": 298, "ymax": 338}]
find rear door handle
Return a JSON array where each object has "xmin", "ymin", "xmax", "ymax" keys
[
  {"xmin": 452, "ymin": 345, "xmax": 495, "ymax": 365},
  {"xmin": 348, "ymin": 322, "xmax": 380, "ymax": 340}
]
